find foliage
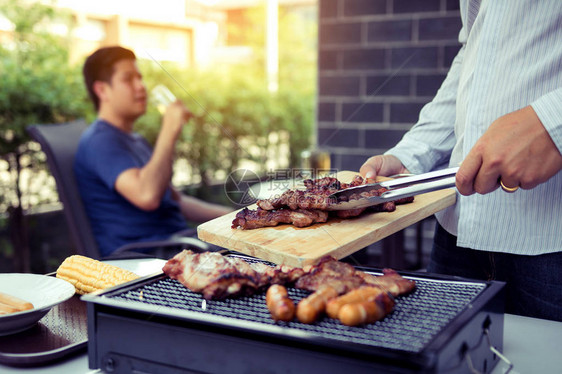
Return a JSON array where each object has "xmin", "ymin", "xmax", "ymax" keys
[
  {"xmin": 135, "ymin": 3, "xmax": 316, "ymax": 188},
  {"xmin": 0, "ymin": 0, "xmax": 316, "ymax": 272},
  {"xmin": 0, "ymin": 0, "xmax": 91, "ymax": 211},
  {"xmin": 0, "ymin": 0, "xmax": 93, "ymax": 271},
  {"xmin": 234, "ymin": 3, "xmax": 317, "ymax": 96},
  {"xmin": 0, "ymin": 0, "xmax": 90, "ymax": 153},
  {"xmin": 0, "ymin": 0, "xmax": 316, "ymax": 212},
  {"xmin": 136, "ymin": 61, "xmax": 313, "ymax": 192},
  {"xmin": 133, "ymin": 6, "xmax": 316, "ymax": 185}
]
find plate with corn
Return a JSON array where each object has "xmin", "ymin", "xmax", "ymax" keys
[
  {"xmin": 55, "ymin": 255, "xmax": 148, "ymax": 295},
  {"xmin": 0, "ymin": 274, "xmax": 75, "ymax": 336}
]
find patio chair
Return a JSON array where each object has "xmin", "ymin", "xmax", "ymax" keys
[{"xmin": 27, "ymin": 120, "xmax": 210, "ymax": 260}]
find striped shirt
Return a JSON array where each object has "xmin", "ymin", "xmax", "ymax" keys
[{"xmin": 386, "ymin": 0, "xmax": 562, "ymax": 255}]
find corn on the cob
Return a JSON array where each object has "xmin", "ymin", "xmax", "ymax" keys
[{"xmin": 56, "ymin": 255, "xmax": 139, "ymax": 295}]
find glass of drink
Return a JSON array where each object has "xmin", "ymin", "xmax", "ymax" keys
[
  {"xmin": 150, "ymin": 84, "xmax": 176, "ymax": 114},
  {"xmin": 300, "ymin": 148, "xmax": 332, "ymax": 178}
]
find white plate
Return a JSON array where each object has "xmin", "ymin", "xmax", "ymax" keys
[
  {"xmin": 104, "ymin": 258, "xmax": 167, "ymax": 276},
  {"xmin": 0, "ymin": 274, "xmax": 75, "ymax": 336}
]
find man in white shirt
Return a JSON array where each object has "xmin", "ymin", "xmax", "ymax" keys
[{"xmin": 361, "ymin": 1, "xmax": 562, "ymax": 321}]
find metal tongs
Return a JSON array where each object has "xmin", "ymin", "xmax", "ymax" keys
[{"xmin": 328, "ymin": 167, "xmax": 459, "ymax": 210}]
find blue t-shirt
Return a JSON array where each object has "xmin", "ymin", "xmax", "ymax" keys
[{"xmin": 74, "ymin": 120, "xmax": 187, "ymax": 257}]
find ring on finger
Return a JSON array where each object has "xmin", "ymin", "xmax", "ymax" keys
[{"xmin": 500, "ymin": 180, "xmax": 519, "ymax": 193}]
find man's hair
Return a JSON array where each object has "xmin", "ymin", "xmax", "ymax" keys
[{"xmin": 83, "ymin": 46, "xmax": 136, "ymax": 111}]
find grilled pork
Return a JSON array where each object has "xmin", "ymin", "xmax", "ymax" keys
[
  {"xmin": 163, "ymin": 252, "xmax": 416, "ymax": 326},
  {"xmin": 233, "ymin": 174, "xmax": 413, "ymax": 230},
  {"xmin": 232, "ymin": 207, "xmax": 329, "ymax": 229},
  {"xmin": 296, "ymin": 256, "xmax": 416, "ymax": 297},
  {"xmin": 162, "ymin": 250, "xmax": 304, "ymax": 300},
  {"xmin": 256, "ymin": 175, "xmax": 368, "ymax": 212},
  {"xmin": 358, "ymin": 269, "xmax": 417, "ymax": 296},
  {"xmin": 293, "ymin": 256, "xmax": 415, "ymax": 324}
]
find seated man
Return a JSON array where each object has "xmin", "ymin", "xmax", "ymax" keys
[{"xmin": 75, "ymin": 46, "xmax": 232, "ymax": 257}]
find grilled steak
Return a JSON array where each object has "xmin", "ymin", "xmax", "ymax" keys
[
  {"xmin": 233, "ymin": 174, "xmax": 413, "ymax": 230},
  {"xmin": 296, "ymin": 256, "xmax": 416, "ymax": 297},
  {"xmin": 256, "ymin": 175, "xmax": 368, "ymax": 212},
  {"xmin": 163, "ymin": 252, "xmax": 415, "ymax": 326},
  {"xmin": 162, "ymin": 250, "xmax": 304, "ymax": 300},
  {"xmin": 232, "ymin": 207, "xmax": 329, "ymax": 229},
  {"xmin": 256, "ymin": 189, "xmax": 335, "ymax": 211}
]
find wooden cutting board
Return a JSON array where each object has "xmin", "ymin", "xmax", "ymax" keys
[{"xmin": 198, "ymin": 171, "xmax": 456, "ymax": 267}]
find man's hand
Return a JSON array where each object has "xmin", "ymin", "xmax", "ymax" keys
[
  {"xmin": 162, "ymin": 100, "xmax": 193, "ymax": 138},
  {"xmin": 359, "ymin": 154, "xmax": 410, "ymax": 181},
  {"xmin": 457, "ymin": 106, "xmax": 562, "ymax": 195}
]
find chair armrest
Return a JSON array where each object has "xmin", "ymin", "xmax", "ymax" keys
[{"xmin": 103, "ymin": 237, "xmax": 214, "ymax": 260}]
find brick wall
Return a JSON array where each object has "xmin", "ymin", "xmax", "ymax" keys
[{"xmin": 317, "ymin": 0, "xmax": 461, "ymax": 171}]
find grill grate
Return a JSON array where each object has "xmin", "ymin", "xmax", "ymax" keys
[{"xmin": 109, "ymin": 257, "xmax": 485, "ymax": 353}]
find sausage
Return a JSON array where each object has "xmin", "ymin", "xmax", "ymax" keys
[
  {"xmin": 0, "ymin": 303, "xmax": 22, "ymax": 315},
  {"xmin": 266, "ymin": 285, "xmax": 295, "ymax": 322},
  {"xmin": 0, "ymin": 292, "xmax": 34, "ymax": 315},
  {"xmin": 326, "ymin": 286, "xmax": 384, "ymax": 319},
  {"xmin": 296, "ymin": 286, "xmax": 338, "ymax": 324},
  {"xmin": 338, "ymin": 292, "xmax": 395, "ymax": 326}
]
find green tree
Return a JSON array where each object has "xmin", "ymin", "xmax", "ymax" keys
[
  {"xmin": 0, "ymin": 0, "xmax": 89, "ymax": 271},
  {"xmin": 140, "ymin": 3, "xmax": 317, "ymax": 189},
  {"xmin": 0, "ymin": 0, "xmax": 317, "ymax": 272},
  {"xmin": 137, "ymin": 43, "xmax": 315, "ymax": 194},
  {"xmin": 230, "ymin": 3, "xmax": 317, "ymax": 165}
]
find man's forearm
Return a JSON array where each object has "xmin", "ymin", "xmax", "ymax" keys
[
  {"xmin": 137, "ymin": 127, "xmax": 177, "ymax": 199},
  {"xmin": 175, "ymin": 192, "xmax": 233, "ymax": 222},
  {"xmin": 115, "ymin": 112, "xmax": 182, "ymax": 210}
]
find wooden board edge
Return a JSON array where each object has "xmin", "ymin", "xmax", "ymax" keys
[
  {"xmin": 198, "ymin": 190, "xmax": 456, "ymax": 267},
  {"xmin": 317, "ymin": 190, "xmax": 457, "ymax": 261},
  {"xmin": 197, "ymin": 227, "xmax": 307, "ymax": 267}
]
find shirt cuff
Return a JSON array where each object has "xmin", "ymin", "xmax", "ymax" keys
[
  {"xmin": 384, "ymin": 147, "xmax": 426, "ymax": 175},
  {"xmin": 531, "ymin": 88, "xmax": 562, "ymax": 154}
]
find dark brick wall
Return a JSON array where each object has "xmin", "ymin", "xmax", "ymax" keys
[{"xmin": 317, "ymin": 0, "xmax": 461, "ymax": 171}]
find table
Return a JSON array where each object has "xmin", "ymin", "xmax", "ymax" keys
[
  {"xmin": 3, "ymin": 314, "xmax": 561, "ymax": 373},
  {"xmin": 1, "ymin": 260, "xmax": 561, "ymax": 373}
]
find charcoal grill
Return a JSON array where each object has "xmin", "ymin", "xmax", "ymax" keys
[{"xmin": 83, "ymin": 254, "xmax": 505, "ymax": 374}]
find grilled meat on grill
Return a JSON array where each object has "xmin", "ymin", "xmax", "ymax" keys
[
  {"xmin": 295, "ymin": 285, "xmax": 339, "ymax": 324},
  {"xmin": 291, "ymin": 256, "xmax": 415, "ymax": 324},
  {"xmin": 338, "ymin": 292, "xmax": 395, "ymax": 326},
  {"xmin": 266, "ymin": 285, "xmax": 295, "ymax": 322},
  {"xmin": 163, "ymin": 252, "xmax": 415, "ymax": 326},
  {"xmin": 233, "ymin": 174, "xmax": 413, "ymax": 230},
  {"xmin": 296, "ymin": 256, "xmax": 415, "ymax": 297},
  {"xmin": 325, "ymin": 286, "xmax": 386, "ymax": 319},
  {"xmin": 296, "ymin": 257, "xmax": 365, "ymax": 294},
  {"xmin": 358, "ymin": 269, "xmax": 417, "ymax": 296},
  {"xmin": 162, "ymin": 250, "xmax": 304, "ymax": 300}
]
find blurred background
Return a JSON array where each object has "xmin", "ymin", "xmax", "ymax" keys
[{"xmin": 0, "ymin": 0, "xmax": 461, "ymax": 274}]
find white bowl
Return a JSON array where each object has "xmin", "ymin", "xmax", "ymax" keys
[{"xmin": 0, "ymin": 274, "xmax": 75, "ymax": 336}]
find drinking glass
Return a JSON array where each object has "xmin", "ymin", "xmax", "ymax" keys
[
  {"xmin": 301, "ymin": 148, "xmax": 332, "ymax": 177},
  {"xmin": 150, "ymin": 84, "xmax": 176, "ymax": 114}
]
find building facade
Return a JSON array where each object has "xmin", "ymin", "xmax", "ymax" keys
[{"xmin": 316, "ymin": 0, "xmax": 462, "ymax": 170}]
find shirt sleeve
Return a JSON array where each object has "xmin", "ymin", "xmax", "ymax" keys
[
  {"xmin": 531, "ymin": 87, "xmax": 562, "ymax": 155},
  {"xmin": 384, "ymin": 45, "xmax": 465, "ymax": 174}
]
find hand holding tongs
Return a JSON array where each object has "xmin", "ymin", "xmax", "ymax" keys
[{"xmin": 327, "ymin": 167, "xmax": 459, "ymax": 210}]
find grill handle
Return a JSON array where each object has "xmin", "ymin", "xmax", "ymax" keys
[{"xmin": 465, "ymin": 328, "xmax": 513, "ymax": 374}]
